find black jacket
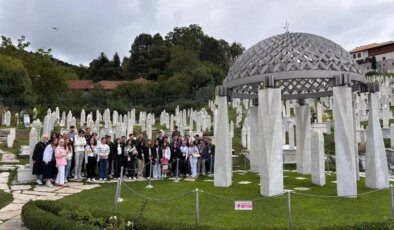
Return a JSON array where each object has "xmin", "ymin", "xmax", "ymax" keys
[{"xmin": 32, "ymin": 141, "xmax": 46, "ymax": 175}]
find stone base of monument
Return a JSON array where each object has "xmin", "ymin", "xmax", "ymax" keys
[
  {"xmin": 17, "ymin": 165, "xmax": 35, "ymax": 183},
  {"xmin": 359, "ymin": 155, "xmax": 366, "ymax": 170},
  {"xmin": 282, "ymin": 145, "xmax": 296, "ymax": 164}
]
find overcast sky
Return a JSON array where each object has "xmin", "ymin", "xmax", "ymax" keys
[{"xmin": 0, "ymin": 0, "xmax": 393, "ymax": 66}]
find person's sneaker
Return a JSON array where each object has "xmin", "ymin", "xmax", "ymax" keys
[
  {"xmin": 36, "ymin": 179, "xmax": 43, "ymax": 185},
  {"xmin": 128, "ymin": 177, "xmax": 132, "ymax": 179},
  {"xmin": 46, "ymin": 180, "xmax": 53, "ymax": 188},
  {"xmin": 99, "ymin": 178, "xmax": 103, "ymax": 181},
  {"xmin": 103, "ymin": 178, "xmax": 107, "ymax": 181},
  {"xmin": 64, "ymin": 179, "xmax": 68, "ymax": 183},
  {"xmin": 86, "ymin": 178, "xmax": 91, "ymax": 182},
  {"xmin": 91, "ymin": 178, "xmax": 96, "ymax": 182},
  {"xmin": 133, "ymin": 177, "xmax": 136, "ymax": 180},
  {"xmin": 74, "ymin": 176, "xmax": 78, "ymax": 180}
]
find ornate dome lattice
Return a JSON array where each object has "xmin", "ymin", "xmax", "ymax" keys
[{"xmin": 220, "ymin": 32, "xmax": 367, "ymax": 100}]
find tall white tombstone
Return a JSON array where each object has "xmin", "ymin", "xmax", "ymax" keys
[
  {"xmin": 390, "ymin": 124, "xmax": 394, "ymax": 148},
  {"xmin": 214, "ymin": 96, "xmax": 232, "ymax": 187},
  {"xmin": 316, "ymin": 102, "xmax": 323, "ymax": 123},
  {"xmin": 43, "ymin": 115, "xmax": 50, "ymax": 136},
  {"xmin": 241, "ymin": 125, "xmax": 247, "ymax": 148},
  {"xmin": 365, "ymin": 93, "xmax": 389, "ymax": 189},
  {"xmin": 295, "ymin": 104, "xmax": 311, "ymax": 174},
  {"xmin": 311, "ymin": 130, "xmax": 325, "ymax": 186},
  {"xmin": 382, "ymin": 105, "xmax": 390, "ymax": 129},
  {"xmin": 288, "ymin": 122, "xmax": 295, "ymax": 150},
  {"xmin": 249, "ymin": 106, "xmax": 259, "ymax": 173},
  {"xmin": 80, "ymin": 109, "xmax": 86, "ymax": 127},
  {"xmin": 333, "ymin": 86, "xmax": 357, "ymax": 197},
  {"xmin": 258, "ymin": 88, "xmax": 283, "ymax": 197},
  {"xmin": 5, "ymin": 111, "xmax": 11, "ymax": 126},
  {"xmin": 29, "ymin": 128, "xmax": 38, "ymax": 169}
]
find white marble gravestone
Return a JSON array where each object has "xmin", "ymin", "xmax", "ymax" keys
[{"xmin": 311, "ymin": 130, "xmax": 325, "ymax": 186}]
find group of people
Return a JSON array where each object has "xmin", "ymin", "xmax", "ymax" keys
[{"xmin": 32, "ymin": 125, "xmax": 216, "ymax": 187}]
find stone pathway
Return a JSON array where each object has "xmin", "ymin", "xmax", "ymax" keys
[{"xmin": 0, "ymin": 171, "xmax": 101, "ymax": 230}]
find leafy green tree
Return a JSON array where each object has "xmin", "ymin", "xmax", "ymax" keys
[{"xmin": 0, "ymin": 54, "xmax": 35, "ymax": 106}]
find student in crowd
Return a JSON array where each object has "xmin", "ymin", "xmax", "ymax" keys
[
  {"xmin": 68, "ymin": 126, "xmax": 76, "ymax": 177},
  {"xmin": 97, "ymin": 137, "xmax": 110, "ymax": 181},
  {"xmin": 128, "ymin": 133, "xmax": 135, "ymax": 146},
  {"xmin": 156, "ymin": 130, "xmax": 165, "ymax": 147},
  {"xmin": 205, "ymin": 138, "xmax": 215, "ymax": 174},
  {"xmin": 145, "ymin": 140, "xmax": 155, "ymax": 179},
  {"xmin": 74, "ymin": 130, "xmax": 86, "ymax": 180},
  {"xmin": 136, "ymin": 137, "xmax": 146, "ymax": 179},
  {"xmin": 197, "ymin": 139, "xmax": 206, "ymax": 176},
  {"xmin": 64, "ymin": 138, "xmax": 73, "ymax": 182},
  {"xmin": 170, "ymin": 141, "xmax": 182, "ymax": 177},
  {"xmin": 125, "ymin": 139, "xmax": 137, "ymax": 179},
  {"xmin": 188, "ymin": 141, "xmax": 200, "ymax": 178},
  {"xmin": 106, "ymin": 135, "xmax": 116, "ymax": 178},
  {"xmin": 32, "ymin": 135, "xmax": 49, "ymax": 185},
  {"xmin": 69, "ymin": 125, "xmax": 76, "ymax": 141},
  {"xmin": 180, "ymin": 140, "xmax": 189, "ymax": 176},
  {"xmin": 172, "ymin": 126, "xmax": 180, "ymax": 139},
  {"xmin": 55, "ymin": 138, "xmax": 67, "ymax": 186},
  {"xmin": 43, "ymin": 138, "xmax": 58, "ymax": 187},
  {"xmin": 161, "ymin": 142, "xmax": 171, "ymax": 178},
  {"xmin": 152, "ymin": 140, "xmax": 162, "ymax": 179},
  {"xmin": 85, "ymin": 137, "xmax": 97, "ymax": 182},
  {"xmin": 113, "ymin": 138, "xmax": 125, "ymax": 179}
]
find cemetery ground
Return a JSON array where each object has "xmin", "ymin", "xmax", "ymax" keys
[{"xmin": 51, "ymin": 169, "xmax": 392, "ymax": 229}]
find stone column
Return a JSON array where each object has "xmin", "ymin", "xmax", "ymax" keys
[
  {"xmin": 333, "ymin": 86, "xmax": 357, "ymax": 197},
  {"xmin": 295, "ymin": 103, "xmax": 311, "ymax": 174},
  {"xmin": 353, "ymin": 95, "xmax": 360, "ymax": 180},
  {"xmin": 390, "ymin": 124, "xmax": 394, "ymax": 148},
  {"xmin": 249, "ymin": 106, "xmax": 259, "ymax": 173},
  {"xmin": 214, "ymin": 96, "xmax": 232, "ymax": 187},
  {"xmin": 311, "ymin": 130, "xmax": 325, "ymax": 186},
  {"xmin": 365, "ymin": 92, "xmax": 389, "ymax": 189},
  {"xmin": 258, "ymin": 88, "xmax": 283, "ymax": 197}
]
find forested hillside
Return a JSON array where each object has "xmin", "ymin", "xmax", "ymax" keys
[{"xmin": 0, "ymin": 24, "xmax": 244, "ymax": 113}]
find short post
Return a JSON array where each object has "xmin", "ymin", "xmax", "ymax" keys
[
  {"xmin": 287, "ymin": 191, "xmax": 292, "ymax": 229},
  {"xmin": 391, "ymin": 185, "xmax": 394, "ymax": 217},
  {"xmin": 175, "ymin": 158, "xmax": 180, "ymax": 183},
  {"xmin": 195, "ymin": 188, "xmax": 199, "ymax": 225},
  {"xmin": 117, "ymin": 166, "xmax": 124, "ymax": 204},
  {"xmin": 146, "ymin": 161, "xmax": 153, "ymax": 189}
]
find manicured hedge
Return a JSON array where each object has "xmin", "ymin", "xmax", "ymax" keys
[{"xmin": 21, "ymin": 200, "xmax": 99, "ymax": 230}]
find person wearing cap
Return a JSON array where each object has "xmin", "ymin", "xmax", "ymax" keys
[{"xmin": 156, "ymin": 130, "xmax": 165, "ymax": 147}]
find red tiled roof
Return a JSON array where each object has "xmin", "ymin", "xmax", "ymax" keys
[
  {"xmin": 350, "ymin": 41, "xmax": 394, "ymax": 53},
  {"xmin": 68, "ymin": 80, "xmax": 94, "ymax": 90},
  {"xmin": 97, "ymin": 81, "xmax": 128, "ymax": 90},
  {"xmin": 132, "ymin": 77, "xmax": 152, "ymax": 85}
]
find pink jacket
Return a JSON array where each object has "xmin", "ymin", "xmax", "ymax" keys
[{"xmin": 55, "ymin": 146, "xmax": 67, "ymax": 167}]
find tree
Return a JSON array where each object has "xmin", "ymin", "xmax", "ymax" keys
[
  {"xmin": 0, "ymin": 54, "xmax": 35, "ymax": 106},
  {"xmin": 112, "ymin": 52, "xmax": 121, "ymax": 67},
  {"xmin": 371, "ymin": 56, "xmax": 377, "ymax": 70}
]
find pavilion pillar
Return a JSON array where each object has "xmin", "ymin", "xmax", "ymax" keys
[
  {"xmin": 365, "ymin": 92, "xmax": 389, "ymax": 189},
  {"xmin": 249, "ymin": 105, "xmax": 259, "ymax": 173},
  {"xmin": 214, "ymin": 95, "xmax": 232, "ymax": 187},
  {"xmin": 295, "ymin": 102, "xmax": 311, "ymax": 175},
  {"xmin": 258, "ymin": 87, "xmax": 283, "ymax": 197},
  {"xmin": 333, "ymin": 84, "xmax": 357, "ymax": 197}
]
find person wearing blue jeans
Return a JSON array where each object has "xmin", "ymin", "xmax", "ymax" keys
[
  {"xmin": 64, "ymin": 138, "xmax": 73, "ymax": 182},
  {"xmin": 97, "ymin": 137, "xmax": 110, "ymax": 180}
]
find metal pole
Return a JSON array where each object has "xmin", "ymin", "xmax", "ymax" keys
[
  {"xmin": 391, "ymin": 185, "xmax": 394, "ymax": 217},
  {"xmin": 113, "ymin": 177, "xmax": 120, "ymax": 214},
  {"xmin": 117, "ymin": 166, "xmax": 124, "ymax": 204},
  {"xmin": 175, "ymin": 158, "xmax": 180, "ymax": 183},
  {"xmin": 287, "ymin": 191, "xmax": 292, "ymax": 229},
  {"xmin": 146, "ymin": 161, "xmax": 153, "ymax": 189},
  {"xmin": 195, "ymin": 188, "xmax": 199, "ymax": 225}
]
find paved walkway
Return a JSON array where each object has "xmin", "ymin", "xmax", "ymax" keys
[{"xmin": 0, "ymin": 171, "xmax": 101, "ymax": 229}]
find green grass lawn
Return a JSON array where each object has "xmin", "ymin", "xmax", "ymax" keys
[
  {"xmin": 0, "ymin": 189, "xmax": 13, "ymax": 210},
  {"xmin": 58, "ymin": 170, "xmax": 392, "ymax": 229}
]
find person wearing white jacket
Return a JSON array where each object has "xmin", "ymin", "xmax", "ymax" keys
[
  {"xmin": 73, "ymin": 130, "xmax": 87, "ymax": 180},
  {"xmin": 43, "ymin": 138, "xmax": 58, "ymax": 187},
  {"xmin": 188, "ymin": 142, "xmax": 199, "ymax": 178}
]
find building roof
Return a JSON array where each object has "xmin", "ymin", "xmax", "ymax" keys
[
  {"xmin": 132, "ymin": 77, "xmax": 152, "ymax": 85},
  {"xmin": 68, "ymin": 80, "xmax": 94, "ymax": 90},
  {"xmin": 349, "ymin": 41, "xmax": 394, "ymax": 53},
  {"xmin": 97, "ymin": 81, "xmax": 128, "ymax": 90}
]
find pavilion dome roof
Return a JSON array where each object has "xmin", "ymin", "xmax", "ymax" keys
[{"xmin": 221, "ymin": 32, "xmax": 366, "ymax": 100}]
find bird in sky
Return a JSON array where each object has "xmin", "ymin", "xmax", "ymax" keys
[{"xmin": 52, "ymin": 27, "xmax": 58, "ymax": 30}]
